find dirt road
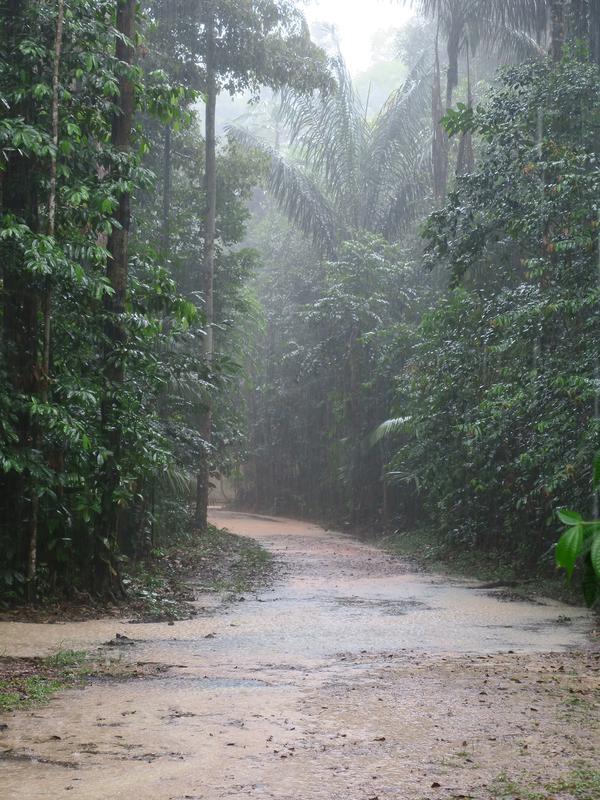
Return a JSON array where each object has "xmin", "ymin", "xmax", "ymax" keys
[{"xmin": 0, "ymin": 511, "xmax": 598, "ymax": 799}]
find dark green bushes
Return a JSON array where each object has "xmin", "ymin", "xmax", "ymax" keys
[{"xmin": 392, "ymin": 56, "xmax": 600, "ymax": 567}]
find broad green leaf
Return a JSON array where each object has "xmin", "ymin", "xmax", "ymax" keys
[
  {"xmin": 582, "ymin": 559, "xmax": 600, "ymax": 608},
  {"xmin": 593, "ymin": 452, "xmax": 600, "ymax": 490},
  {"xmin": 556, "ymin": 525, "xmax": 583, "ymax": 578},
  {"xmin": 557, "ymin": 509, "xmax": 583, "ymax": 526},
  {"xmin": 590, "ymin": 533, "xmax": 600, "ymax": 578}
]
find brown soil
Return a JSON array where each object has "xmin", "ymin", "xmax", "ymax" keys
[{"xmin": 0, "ymin": 510, "xmax": 598, "ymax": 800}]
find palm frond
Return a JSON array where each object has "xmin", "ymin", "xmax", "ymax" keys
[
  {"xmin": 278, "ymin": 54, "xmax": 368, "ymax": 225},
  {"xmin": 158, "ymin": 464, "xmax": 196, "ymax": 498},
  {"xmin": 365, "ymin": 58, "xmax": 432, "ymax": 234},
  {"xmin": 230, "ymin": 45, "xmax": 431, "ymax": 249},
  {"xmin": 370, "ymin": 417, "xmax": 411, "ymax": 446},
  {"xmin": 404, "ymin": 0, "xmax": 549, "ymax": 50},
  {"xmin": 228, "ymin": 124, "xmax": 339, "ymax": 256},
  {"xmin": 484, "ymin": 23, "xmax": 547, "ymax": 62}
]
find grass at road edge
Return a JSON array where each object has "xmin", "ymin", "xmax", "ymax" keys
[
  {"xmin": 490, "ymin": 768, "xmax": 600, "ymax": 800},
  {"xmin": 1, "ymin": 650, "xmax": 93, "ymax": 713},
  {"xmin": 0, "ymin": 647, "xmax": 176, "ymax": 714},
  {"xmin": 384, "ymin": 526, "xmax": 581, "ymax": 605},
  {"xmin": 0, "ymin": 525, "xmax": 274, "ymax": 712},
  {"xmin": 0, "ymin": 524, "xmax": 274, "ymax": 625},
  {"xmin": 125, "ymin": 523, "xmax": 274, "ymax": 621}
]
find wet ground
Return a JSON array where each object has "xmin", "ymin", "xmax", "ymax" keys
[{"xmin": 0, "ymin": 511, "xmax": 598, "ymax": 799}]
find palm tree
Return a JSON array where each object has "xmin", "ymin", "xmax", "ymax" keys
[
  {"xmin": 407, "ymin": 1, "xmax": 548, "ymax": 100},
  {"xmin": 230, "ymin": 56, "xmax": 432, "ymax": 256},
  {"xmin": 403, "ymin": 1, "xmax": 549, "ymax": 196}
]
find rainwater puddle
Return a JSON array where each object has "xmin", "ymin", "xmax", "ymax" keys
[
  {"xmin": 333, "ymin": 596, "xmax": 429, "ymax": 615},
  {"xmin": 152, "ymin": 675, "xmax": 272, "ymax": 690}
]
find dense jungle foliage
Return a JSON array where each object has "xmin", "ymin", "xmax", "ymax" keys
[
  {"xmin": 2, "ymin": 0, "xmax": 600, "ymax": 605},
  {"xmin": 0, "ymin": 0, "xmax": 329, "ymax": 601}
]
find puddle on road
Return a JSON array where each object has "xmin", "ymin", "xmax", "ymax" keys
[
  {"xmin": 152, "ymin": 675, "xmax": 273, "ymax": 690},
  {"xmin": 333, "ymin": 596, "xmax": 429, "ymax": 615}
]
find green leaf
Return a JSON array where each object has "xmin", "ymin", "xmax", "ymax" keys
[
  {"xmin": 582, "ymin": 559, "xmax": 600, "ymax": 608},
  {"xmin": 590, "ymin": 533, "xmax": 600, "ymax": 578},
  {"xmin": 556, "ymin": 525, "xmax": 583, "ymax": 578},
  {"xmin": 557, "ymin": 508, "xmax": 583, "ymax": 525},
  {"xmin": 593, "ymin": 452, "xmax": 600, "ymax": 490}
]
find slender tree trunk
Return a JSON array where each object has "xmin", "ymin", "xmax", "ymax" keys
[
  {"xmin": 161, "ymin": 124, "xmax": 172, "ymax": 255},
  {"xmin": 195, "ymin": 4, "xmax": 217, "ymax": 531},
  {"xmin": 445, "ymin": 11, "xmax": 462, "ymax": 110},
  {"xmin": 347, "ymin": 327, "xmax": 361, "ymax": 525},
  {"xmin": 589, "ymin": 0, "xmax": 600, "ymax": 64},
  {"xmin": 96, "ymin": 0, "xmax": 136, "ymax": 594},
  {"xmin": 26, "ymin": 0, "xmax": 65, "ymax": 603},
  {"xmin": 381, "ymin": 458, "xmax": 389, "ymax": 532},
  {"xmin": 432, "ymin": 15, "xmax": 448, "ymax": 201},
  {"xmin": 571, "ymin": 0, "xmax": 587, "ymax": 36},
  {"xmin": 551, "ymin": 0, "xmax": 566, "ymax": 60},
  {"xmin": 456, "ymin": 37, "xmax": 474, "ymax": 177},
  {"xmin": 566, "ymin": 0, "xmax": 600, "ymax": 63},
  {"xmin": 42, "ymin": 0, "xmax": 64, "ymax": 388}
]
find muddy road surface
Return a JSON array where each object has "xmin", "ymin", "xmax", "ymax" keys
[{"xmin": 0, "ymin": 511, "xmax": 598, "ymax": 800}]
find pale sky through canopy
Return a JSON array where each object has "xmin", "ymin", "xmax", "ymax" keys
[{"xmin": 304, "ymin": 0, "xmax": 415, "ymax": 74}]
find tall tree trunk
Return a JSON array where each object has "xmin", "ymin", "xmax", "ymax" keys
[
  {"xmin": 551, "ymin": 0, "xmax": 566, "ymax": 60},
  {"xmin": 589, "ymin": 0, "xmax": 600, "ymax": 64},
  {"xmin": 569, "ymin": 0, "xmax": 589, "ymax": 42},
  {"xmin": 25, "ymin": 0, "xmax": 65, "ymax": 603},
  {"xmin": 456, "ymin": 37, "xmax": 474, "ymax": 177},
  {"xmin": 161, "ymin": 124, "xmax": 172, "ymax": 255},
  {"xmin": 42, "ymin": 0, "xmax": 64, "ymax": 393},
  {"xmin": 195, "ymin": 3, "xmax": 217, "ymax": 531},
  {"xmin": 348, "ymin": 328, "xmax": 361, "ymax": 525},
  {"xmin": 565, "ymin": 0, "xmax": 600, "ymax": 63},
  {"xmin": 96, "ymin": 0, "xmax": 136, "ymax": 594},
  {"xmin": 432, "ymin": 15, "xmax": 448, "ymax": 201},
  {"xmin": 445, "ymin": 9, "xmax": 462, "ymax": 110}
]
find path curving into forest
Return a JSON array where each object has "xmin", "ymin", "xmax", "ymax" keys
[{"xmin": 0, "ymin": 511, "xmax": 598, "ymax": 800}]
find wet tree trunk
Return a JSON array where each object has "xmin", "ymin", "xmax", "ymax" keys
[
  {"xmin": 195, "ymin": 3, "xmax": 217, "ymax": 532},
  {"xmin": 348, "ymin": 328, "xmax": 361, "ymax": 525},
  {"xmin": 25, "ymin": 0, "xmax": 65, "ymax": 603},
  {"xmin": 431, "ymin": 16, "xmax": 447, "ymax": 202},
  {"xmin": 445, "ymin": 9, "xmax": 462, "ymax": 110},
  {"xmin": 551, "ymin": 0, "xmax": 566, "ymax": 60},
  {"xmin": 96, "ymin": 0, "xmax": 136, "ymax": 594},
  {"xmin": 456, "ymin": 38, "xmax": 474, "ymax": 177},
  {"xmin": 588, "ymin": 0, "xmax": 600, "ymax": 64},
  {"xmin": 43, "ymin": 0, "xmax": 65, "ymax": 388},
  {"xmin": 161, "ymin": 124, "xmax": 172, "ymax": 255},
  {"xmin": 563, "ymin": 0, "xmax": 600, "ymax": 63}
]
